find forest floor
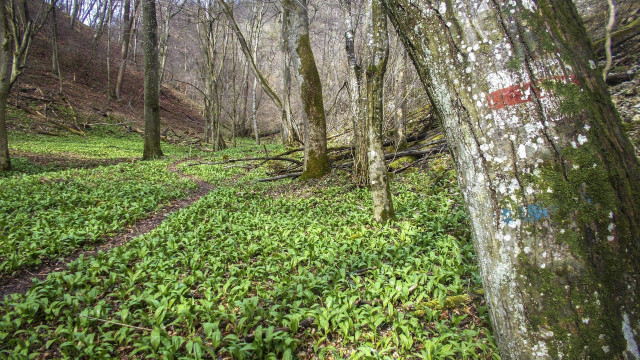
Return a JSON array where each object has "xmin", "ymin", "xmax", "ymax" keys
[{"xmin": 0, "ymin": 127, "xmax": 499, "ymax": 359}]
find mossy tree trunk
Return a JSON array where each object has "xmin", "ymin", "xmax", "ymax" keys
[
  {"xmin": 283, "ymin": 0, "xmax": 330, "ymax": 179},
  {"xmin": 142, "ymin": 0, "xmax": 163, "ymax": 159},
  {"xmin": 0, "ymin": 9, "xmax": 633, "ymax": 359},
  {"xmin": 0, "ymin": 2, "xmax": 12, "ymax": 171},
  {"xmin": 339, "ymin": 0, "xmax": 369, "ymax": 187},
  {"xmin": 383, "ymin": 1, "xmax": 640, "ymax": 359},
  {"xmin": 366, "ymin": 0, "xmax": 395, "ymax": 223}
]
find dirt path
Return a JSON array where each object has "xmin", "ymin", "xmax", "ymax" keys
[{"xmin": 0, "ymin": 158, "xmax": 212, "ymax": 298}]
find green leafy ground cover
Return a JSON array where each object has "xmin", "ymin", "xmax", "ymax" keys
[
  {"xmin": 0, "ymin": 142, "xmax": 499, "ymax": 359},
  {"xmin": 8, "ymin": 133, "xmax": 204, "ymax": 161},
  {"xmin": 0, "ymin": 160, "xmax": 197, "ymax": 275}
]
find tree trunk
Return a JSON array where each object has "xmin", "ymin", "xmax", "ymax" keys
[
  {"xmin": 366, "ymin": 0, "xmax": 394, "ymax": 223},
  {"xmin": 142, "ymin": 0, "xmax": 162, "ymax": 159},
  {"xmin": 252, "ymin": 76, "xmax": 259, "ymax": 144},
  {"xmin": 239, "ymin": 58, "xmax": 249, "ymax": 136},
  {"xmin": 69, "ymin": 0, "xmax": 80, "ymax": 28},
  {"xmin": 393, "ymin": 49, "xmax": 407, "ymax": 150},
  {"xmin": 0, "ymin": 3, "xmax": 12, "ymax": 171},
  {"xmin": 383, "ymin": 1, "xmax": 640, "ymax": 359},
  {"xmin": 115, "ymin": 0, "xmax": 137, "ymax": 100},
  {"xmin": 340, "ymin": 0, "xmax": 369, "ymax": 186},
  {"xmin": 50, "ymin": 5, "xmax": 63, "ymax": 93},
  {"xmin": 283, "ymin": 0, "xmax": 329, "ymax": 179},
  {"xmin": 280, "ymin": 7, "xmax": 295, "ymax": 146}
]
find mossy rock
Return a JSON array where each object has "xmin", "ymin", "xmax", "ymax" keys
[{"xmin": 389, "ymin": 156, "xmax": 417, "ymax": 170}]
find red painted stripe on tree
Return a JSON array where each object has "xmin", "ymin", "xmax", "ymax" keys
[{"xmin": 487, "ymin": 75, "xmax": 577, "ymax": 110}]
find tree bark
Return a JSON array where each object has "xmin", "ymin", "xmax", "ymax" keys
[
  {"xmin": 366, "ymin": 0, "xmax": 394, "ymax": 223},
  {"xmin": 283, "ymin": 0, "xmax": 329, "ymax": 179},
  {"xmin": 393, "ymin": 49, "xmax": 407, "ymax": 150},
  {"xmin": 280, "ymin": 7, "xmax": 296, "ymax": 146},
  {"xmin": 115, "ymin": 0, "xmax": 137, "ymax": 100},
  {"xmin": 142, "ymin": 0, "xmax": 162, "ymax": 159},
  {"xmin": 0, "ymin": 2, "xmax": 13, "ymax": 171},
  {"xmin": 340, "ymin": 0, "xmax": 369, "ymax": 186},
  {"xmin": 50, "ymin": 5, "xmax": 63, "ymax": 93},
  {"xmin": 383, "ymin": 1, "xmax": 640, "ymax": 359}
]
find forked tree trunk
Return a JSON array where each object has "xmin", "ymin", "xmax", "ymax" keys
[
  {"xmin": 339, "ymin": 0, "xmax": 369, "ymax": 186},
  {"xmin": 142, "ymin": 0, "xmax": 162, "ymax": 159},
  {"xmin": 366, "ymin": 0, "xmax": 394, "ymax": 223},
  {"xmin": 0, "ymin": 3, "xmax": 12, "ymax": 171},
  {"xmin": 283, "ymin": 0, "xmax": 329, "ymax": 179},
  {"xmin": 383, "ymin": 1, "xmax": 640, "ymax": 359}
]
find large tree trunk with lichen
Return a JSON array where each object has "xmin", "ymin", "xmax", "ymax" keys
[
  {"xmin": 366, "ymin": 0, "xmax": 395, "ymax": 223},
  {"xmin": 383, "ymin": 1, "xmax": 640, "ymax": 359},
  {"xmin": 142, "ymin": 0, "xmax": 162, "ymax": 159},
  {"xmin": 339, "ymin": 0, "xmax": 369, "ymax": 186},
  {"xmin": 283, "ymin": 0, "xmax": 329, "ymax": 179},
  {"xmin": 0, "ymin": 3, "xmax": 13, "ymax": 171}
]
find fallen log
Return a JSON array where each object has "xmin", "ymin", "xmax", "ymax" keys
[
  {"xmin": 606, "ymin": 70, "xmax": 636, "ymax": 86},
  {"xmin": 189, "ymin": 156, "xmax": 303, "ymax": 167}
]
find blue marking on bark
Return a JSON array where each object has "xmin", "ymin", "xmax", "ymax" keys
[{"xmin": 502, "ymin": 204, "xmax": 551, "ymax": 224}]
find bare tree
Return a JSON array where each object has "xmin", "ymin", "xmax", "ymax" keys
[
  {"xmin": 142, "ymin": 0, "xmax": 163, "ymax": 159},
  {"xmin": 384, "ymin": 0, "xmax": 640, "ymax": 358},
  {"xmin": 0, "ymin": 0, "xmax": 58, "ymax": 171}
]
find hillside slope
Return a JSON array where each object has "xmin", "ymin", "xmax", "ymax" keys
[{"xmin": 7, "ymin": 6, "xmax": 204, "ymax": 138}]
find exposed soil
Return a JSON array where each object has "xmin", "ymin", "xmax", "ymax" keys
[{"xmin": 0, "ymin": 159, "xmax": 213, "ymax": 298}]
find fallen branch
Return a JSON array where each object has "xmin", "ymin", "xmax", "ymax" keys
[
  {"xmin": 32, "ymin": 109, "xmax": 86, "ymax": 136},
  {"xmin": 255, "ymin": 172, "xmax": 302, "ymax": 182},
  {"xmin": 190, "ymin": 156, "xmax": 303, "ymax": 167},
  {"xmin": 593, "ymin": 18, "xmax": 640, "ymax": 55}
]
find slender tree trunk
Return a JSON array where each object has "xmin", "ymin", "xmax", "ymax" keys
[
  {"xmin": 280, "ymin": 8, "xmax": 295, "ymax": 146},
  {"xmin": 283, "ymin": 0, "xmax": 329, "ymax": 179},
  {"xmin": 366, "ymin": 0, "xmax": 394, "ymax": 223},
  {"xmin": 252, "ymin": 76, "xmax": 259, "ymax": 144},
  {"xmin": 239, "ymin": 58, "xmax": 249, "ymax": 136},
  {"xmin": 384, "ymin": 1, "xmax": 640, "ymax": 358},
  {"xmin": 69, "ymin": 0, "xmax": 80, "ymax": 28},
  {"xmin": 115, "ymin": 0, "xmax": 136, "ymax": 100},
  {"xmin": 50, "ymin": 5, "xmax": 63, "ymax": 93},
  {"xmin": 340, "ymin": 0, "xmax": 369, "ymax": 186},
  {"xmin": 393, "ymin": 49, "xmax": 407, "ymax": 150},
  {"xmin": 142, "ymin": 0, "xmax": 162, "ymax": 159},
  {"xmin": 106, "ymin": 3, "xmax": 112, "ymax": 106},
  {"xmin": 0, "ymin": 3, "xmax": 12, "ymax": 171}
]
